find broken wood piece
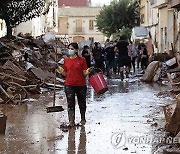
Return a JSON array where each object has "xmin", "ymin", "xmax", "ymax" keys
[
  {"xmin": 30, "ymin": 68, "xmax": 51, "ymax": 81},
  {"xmin": 2, "ymin": 60, "xmax": 25, "ymax": 76},
  {"xmin": 0, "ymin": 72, "xmax": 26, "ymax": 82},
  {"xmin": 166, "ymin": 104, "xmax": 180, "ymax": 136},
  {"xmin": 162, "ymin": 101, "xmax": 177, "ymax": 125},
  {"xmin": 0, "ymin": 85, "xmax": 16, "ymax": 104},
  {"xmin": 44, "ymin": 82, "xmax": 64, "ymax": 89}
]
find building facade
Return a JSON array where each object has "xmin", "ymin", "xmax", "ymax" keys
[
  {"xmin": 58, "ymin": 0, "xmax": 91, "ymax": 7},
  {"xmin": 139, "ymin": 0, "xmax": 180, "ymax": 54},
  {"xmin": 58, "ymin": 7, "xmax": 105, "ymax": 44},
  {"xmin": 14, "ymin": 0, "xmax": 59, "ymax": 37}
]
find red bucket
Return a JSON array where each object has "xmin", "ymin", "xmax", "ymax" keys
[{"xmin": 88, "ymin": 69, "xmax": 108, "ymax": 94}]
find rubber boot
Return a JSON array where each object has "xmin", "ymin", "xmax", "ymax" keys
[
  {"xmin": 68, "ymin": 110, "xmax": 75, "ymax": 127},
  {"xmin": 125, "ymin": 67, "xmax": 130, "ymax": 78},
  {"xmin": 80, "ymin": 110, "xmax": 86, "ymax": 125},
  {"xmin": 125, "ymin": 71, "xmax": 129, "ymax": 78},
  {"xmin": 120, "ymin": 72, "xmax": 124, "ymax": 81}
]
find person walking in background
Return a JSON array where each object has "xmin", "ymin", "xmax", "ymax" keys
[
  {"xmin": 137, "ymin": 41, "xmax": 143, "ymax": 69},
  {"xmin": 104, "ymin": 38, "xmax": 110, "ymax": 48},
  {"xmin": 129, "ymin": 40, "xmax": 138, "ymax": 73},
  {"xmin": 114, "ymin": 35, "xmax": 131, "ymax": 81},
  {"xmin": 104, "ymin": 41, "xmax": 115, "ymax": 78},
  {"xmin": 82, "ymin": 45, "xmax": 91, "ymax": 68},
  {"xmin": 113, "ymin": 52, "xmax": 119, "ymax": 76},
  {"xmin": 112, "ymin": 41, "xmax": 119, "ymax": 76},
  {"xmin": 140, "ymin": 43, "xmax": 149, "ymax": 70},
  {"xmin": 58, "ymin": 42, "xmax": 91, "ymax": 127},
  {"xmin": 92, "ymin": 42, "xmax": 105, "ymax": 72},
  {"xmin": 146, "ymin": 38, "xmax": 154, "ymax": 62}
]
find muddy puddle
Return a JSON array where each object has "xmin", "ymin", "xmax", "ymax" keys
[{"xmin": 0, "ymin": 76, "xmax": 177, "ymax": 154}]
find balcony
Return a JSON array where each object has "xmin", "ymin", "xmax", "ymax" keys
[
  {"xmin": 151, "ymin": 0, "xmax": 169, "ymax": 8},
  {"xmin": 168, "ymin": 0, "xmax": 180, "ymax": 8},
  {"xmin": 73, "ymin": 27, "xmax": 85, "ymax": 34}
]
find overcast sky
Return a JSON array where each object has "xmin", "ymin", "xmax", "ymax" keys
[{"xmin": 91, "ymin": 0, "xmax": 112, "ymax": 6}]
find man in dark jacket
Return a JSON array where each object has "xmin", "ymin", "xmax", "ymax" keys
[
  {"xmin": 114, "ymin": 35, "xmax": 131, "ymax": 81},
  {"xmin": 105, "ymin": 41, "xmax": 115, "ymax": 78},
  {"xmin": 82, "ymin": 45, "xmax": 91, "ymax": 68}
]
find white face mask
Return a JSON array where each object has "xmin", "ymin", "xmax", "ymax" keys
[{"xmin": 68, "ymin": 49, "xmax": 75, "ymax": 56}]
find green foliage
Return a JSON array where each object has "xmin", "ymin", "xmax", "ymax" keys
[
  {"xmin": 112, "ymin": 27, "xmax": 132, "ymax": 41},
  {"xmin": 0, "ymin": 0, "xmax": 45, "ymax": 36},
  {"xmin": 96, "ymin": 0, "xmax": 140, "ymax": 37}
]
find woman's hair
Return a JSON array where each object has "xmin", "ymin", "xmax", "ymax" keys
[
  {"xmin": 68, "ymin": 42, "xmax": 79, "ymax": 50},
  {"xmin": 68, "ymin": 42, "xmax": 79, "ymax": 57}
]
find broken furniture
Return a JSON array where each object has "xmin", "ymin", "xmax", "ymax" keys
[
  {"xmin": 167, "ymin": 68, "xmax": 180, "ymax": 92},
  {"xmin": 163, "ymin": 94, "xmax": 180, "ymax": 136},
  {"xmin": 166, "ymin": 55, "xmax": 180, "ymax": 92}
]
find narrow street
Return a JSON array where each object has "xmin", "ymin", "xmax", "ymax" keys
[
  {"xmin": 0, "ymin": 0, "xmax": 180, "ymax": 154},
  {"xmin": 0, "ymin": 75, "xmax": 173, "ymax": 154}
]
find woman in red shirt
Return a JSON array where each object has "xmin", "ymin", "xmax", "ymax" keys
[{"xmin": 60, "ymin": 42, "xmax": 89, "ymax": 127}]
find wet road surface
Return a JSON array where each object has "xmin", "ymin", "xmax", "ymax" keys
[{"xmin": 0, "ymin": 76, "xmax": 173, "ymax": 154}]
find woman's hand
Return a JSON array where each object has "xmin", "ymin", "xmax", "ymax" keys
[
  {"xmin": 58, "ymin": 66, "xmax": 66, "ymax": 76},
  {"xmin": 58, "ymin": 66, "xmax": 64, "ymax": 73},
  {"xmin": 83, "ymin": 67, "xmax": 94, "ymax": 76}
]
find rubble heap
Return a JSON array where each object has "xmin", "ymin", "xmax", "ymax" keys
[{"xmin": 0, "ymin": 34, "xmax": 68, "ymax": 104}]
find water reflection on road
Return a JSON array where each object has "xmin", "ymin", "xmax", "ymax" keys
[{"xmin": 0, "ymin": 77, "xmax": 172, "ymax": 154}]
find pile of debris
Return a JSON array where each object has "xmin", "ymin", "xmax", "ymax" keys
[
  {"xmin": 141, "ymin": 52, "xmax": 180, "ymax": 93},
  {"xmin": 0, "ymin": 33, "xmax": 68, "ymax": 104},
  {"xmin": 141, "ymin": 52, "xmax": 180, "ymax": 151},
  {"xmin": 161, "ymin": 93, "xmax": 180, "ymax": 152}
]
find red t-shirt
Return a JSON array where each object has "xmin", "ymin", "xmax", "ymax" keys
[{"xmin": 64, "ymin": 57, "xmax": 87, "ymax": 86}]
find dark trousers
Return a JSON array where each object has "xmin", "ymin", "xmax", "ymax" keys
[
  {"xmin": 131, "ymin": 57, "xmax": 136, "ymax": 72},
  {"xmin": 65, "ymin": 85, "xmax": 87, "ymax": 114},
  {"xmin": 113, "ymin": 58, "xmax": 119, "ymax": 74},
  {"xmin": 106, "ymin": 60, "xmax": 114, "ymax": 77}
]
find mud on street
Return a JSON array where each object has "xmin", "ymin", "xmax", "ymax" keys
[{"xmin": 0, "ymin": 75, "xmax": 178, "ymax": 154}]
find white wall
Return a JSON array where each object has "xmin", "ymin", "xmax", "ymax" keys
[
  {"xmin": 178, "ymin": 11, "xmax": 180, "ymax": 52},
  {"xmin": 14, "ymin": 17, "xmax": 43, "ymax": 37},
  {"xmin": 0, "ymin": 19, "xmax": 6, "ymax": 37},
  {"xmin": 14, "ymin": 20, "xmax": 33, "ymax": 36},
  {"xmin": 158, "ymin": 7, "xmax": 168, "ymax": 53},
  {"xmin": 167, "ymin": 10, "xmax": 174, "ymax": 51},
  {"xmin": 14, "ymin": 0, "xmax": 59, "ymax": 37}
]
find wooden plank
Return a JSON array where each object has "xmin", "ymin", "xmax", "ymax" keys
[
  {"xmin": 167, "ymin": 67, "xmax": 180, "ymax": 73},
  {"xmin": 0, "ymin": 72, "xmax": 26, "ymax": 82}
]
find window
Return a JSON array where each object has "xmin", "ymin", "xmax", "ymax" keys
[
  {"xmin": 165, "ymin": 27, "xmax": 167, "ymax": 48},
  {"xmin": 89, "ymin": 20, "xmax": 94, "ymax": 30},
  {"xmin": 76, "ymin": 19, "xmax": 82, "ymax": 32},
  {"xmin": 141, "ymin": 14, "xmax": 145, "ymax": 24}
]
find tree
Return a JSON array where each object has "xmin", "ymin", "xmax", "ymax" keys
[
  {"xmin": 96, "ymin": 0, "xmax": 140, "ymax": 37},
  {"xmin": 0, "ymin": 0, "xmax": 45, "ymax": 37}
]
